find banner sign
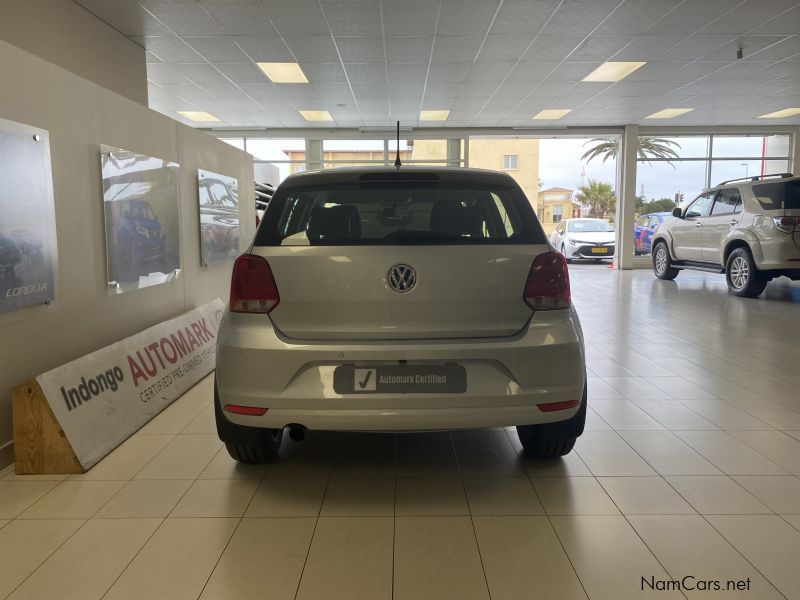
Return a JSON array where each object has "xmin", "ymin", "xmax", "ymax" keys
[{"xmin": 36, "ymin": 299, "xmax": 225, "ymax": 469}]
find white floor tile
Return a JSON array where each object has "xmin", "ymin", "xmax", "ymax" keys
[
  {"xmin": 598, "ymin": 477, "xmax": 696, "ymax": 515},
  {"xmin": 665, "ymin": 476, "xmax": 771, "ymax": 514},
  {"xmin": 394, "ymin": 516, "xmax": 489, "ymax": 600},
  {"xmin": 200, "ymin": 518, "xmax": 315, "ymax": 600},
  {"xmin": 707, "ymin": 515, "xmax": 800, "ymax": 599},
  {"xmin": 674, "ymin": 431, "xmax": 787, "ymax": 475},
  {"xmin": 103, "ymin": 517, "xmax": 238, "ymax": 600},
  {"xmin": 473, "ymin": 516, "xmax": 587, "ymax": 600},
  {"xmin": 296, "ymin": 517, "xmax": 394, "ymax": 600}
]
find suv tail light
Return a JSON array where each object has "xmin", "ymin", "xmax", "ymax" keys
[
  {"xmin": 230, "ymin": 254, "xmax": 279, "ymax": 313},
  {"xmin": 773, "ymin": 216, "xmax": 800, "ymax": 233},
  {"xmin": 524, "ymin": 251, "xmax": 570, "ymax": 310}
]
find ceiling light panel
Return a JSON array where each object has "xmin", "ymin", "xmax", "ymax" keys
[
  {"xmin": 419, "ymin": 110, "xmax": 450, "ymax": 121},
  {"xmin": 177, "ymin": 111, "xmax": 219, "ymax": 122},
  {"xmin": 645, "ymin": 108, "xmax": 694, "ymax": 119},
  {"xmin": 531, "ymin": 109, "xmax": 572, "ymax": 120},
  {"xmin": 757, "ymin": 108, "xmax": 800, "ymax": 119},
  {"xmin": 299, "ymin": 110, "xmax": 333, "ymax": 121},
  {"xmin": 257, "ymin": 62, "xmax": 309, "ymax": 83},
  {"xmin": 582, "ymin": 61, "xmax": 647, "ymax": 82}
]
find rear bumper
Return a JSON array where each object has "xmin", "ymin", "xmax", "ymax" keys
[{"xmin": 215, "ymin": 308, "xmax": 586, "ymax": 431}]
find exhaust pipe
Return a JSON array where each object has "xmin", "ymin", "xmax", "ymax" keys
[{"xmin": 288, "ymin": 425, "xmax": 306, "ymax": 442}]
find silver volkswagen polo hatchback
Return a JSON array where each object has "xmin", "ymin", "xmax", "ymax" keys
[{"xmin": 215, "ymin": 167, "xmax": 586, "ymax": 462}]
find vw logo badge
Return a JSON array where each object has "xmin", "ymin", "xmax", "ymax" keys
[{"xmin": 387, "ymin": 264, "xmax": 417, "ymax": 293}]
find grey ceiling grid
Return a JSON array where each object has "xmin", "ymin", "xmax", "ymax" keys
[{"xmin": 72, "ymin": 0, "xmax": 800, "ymax": 128}]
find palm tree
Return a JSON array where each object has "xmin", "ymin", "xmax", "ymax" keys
[
  {"xmin": 575, "ymin": 180, "xmax": 616, "ymax": 219},
  {"xmin": 581, "ymin": 136, "xmax": 681, "ymax": 166}
]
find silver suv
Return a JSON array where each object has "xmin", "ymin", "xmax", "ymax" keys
[
  {"xmin": 214, "ymin": 167, "xmax": 586, "ymax": 462},
  {"xmin": 651, "ymin": 173, "xmax": 800, "ymax": 297}
]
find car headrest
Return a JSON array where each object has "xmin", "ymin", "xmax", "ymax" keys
[
  {"xmin": 307, "ymin": 205, "xmax": 361, "ymax": 241},
  {"xmin": 430, "ymin": 199, "xmax": 483, "ymax": 238}
]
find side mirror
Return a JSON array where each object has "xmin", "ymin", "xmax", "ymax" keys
[{"xmin": 672, "ymin": 207, "xmax": 683, "ymax": 219}]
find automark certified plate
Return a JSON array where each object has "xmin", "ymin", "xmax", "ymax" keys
[
  {"xmin": 591, "ymin": 247, "xmax": 608, "ymax": 254},
  {"xmin": 334, "ymin": 364, "xmax": 467, "ymax": 394}
]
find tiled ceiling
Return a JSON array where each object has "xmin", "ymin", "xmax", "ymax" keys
[{"xmin": 75, "ymin": 0, "xmax": 800, "ymax": 129}]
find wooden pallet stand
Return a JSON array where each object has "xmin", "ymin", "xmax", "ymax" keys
[{"xmin": 11, "ymin": 380, "xmax": 85, "ymax": 474}]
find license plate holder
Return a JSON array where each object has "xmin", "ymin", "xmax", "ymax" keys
[
  {"xmin": 591, "ymin": 247, "xmax": 608, "ymax": 254},
  {"xmin": 334, "ymin": 364, "xmax": 467, "ymax": 394}
]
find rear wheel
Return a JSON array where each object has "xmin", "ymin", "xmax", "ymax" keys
[
  {"xmin": 225, "ymin": 431, "xmax": 283, "ymax": 463},
  {"xmin": 214, "ymin": 378, "xmax": 283, "ymax": 463},
  {"xmin": 517, "ymin": 386, "xmax": 587, "ymax": 459},
  {"xmin": 653, "ymin": 242, "xmax": 679, "ymax": 280},
  {"xmin": 726, "ymin": 247, "xmax": 767, "ymax": 298}
]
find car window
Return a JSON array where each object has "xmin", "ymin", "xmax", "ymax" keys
[
  {"xmin": 649, "ymin": 216, "xmax": 661, "ymax": 227},
  {"xmin": 685, "ymin": 193, "xmax": 714, "ymax": 218},
  {"xmin": 566, "ymin": 220, "xmax": 614, "ymax": 233},
  {"xmin": 711, "ymin": 188, "xmax": 742, "ymax": 215},
  {"xmin": 752, "ymin": 180, "xmax": 800, "ymax": 210},
  {"xmin": 257, "ymin": 182, "xmax": 547, "ymax": 246},
  {"xmin": 636, "ymin": 216, "xmax": 648, "ymax": 227}
]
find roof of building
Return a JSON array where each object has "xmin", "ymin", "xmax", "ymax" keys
[{"xmin": 540, "ymin": 187, "xmax": 573, "ymax": 193}]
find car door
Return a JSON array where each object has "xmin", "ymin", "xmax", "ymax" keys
[
  {"xmin": 672, "ymin": 193, "xmax": 714, "ymax": 261},
  {"xmin": 643, "ymin": 215, "xmax": 660, "ymax": 253},
  {"xmin": 634, "ymin": 216, "xmax": 647, "ymax": 252},
  {"xmin": 701, "ymin": 188, "xmax": 742, "ymax": 264}
]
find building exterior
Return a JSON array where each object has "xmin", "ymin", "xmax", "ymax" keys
[{"xmin": 537, "ymin": 187, "xmax": 582, "ymax": 234}]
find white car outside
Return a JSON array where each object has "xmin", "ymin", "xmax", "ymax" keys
[
  {"xmin": 550, "ymin": 218, "xmax": 616, "ymax": 262},
  {"xmin": 214, "ymin": 167, "xmax": 587, "ymax": 463}
]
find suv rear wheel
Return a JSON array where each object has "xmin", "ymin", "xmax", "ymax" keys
[
  {"xmin": 652, "ymin": 241, "xmax": 679, "ymax": 280},
  {"xmin": 517, "ymin": 385, "xmax": 586, "ymax": 459},
  {"xmin": 726, "ymin": 247, "xmax": 767, "ymax": 298}
]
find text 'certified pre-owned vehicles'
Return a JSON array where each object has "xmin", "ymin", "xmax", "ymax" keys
[
  {"xmin": 215, "ymin": 167, "xmax": 586, "ymax": 462},
  {"xmin": 651, "ymin": 173, "xmax": 800, "ymax": 297},
  {"xmin": 550, "ymin": 218, "xmax": 615, "ymax": 262}
]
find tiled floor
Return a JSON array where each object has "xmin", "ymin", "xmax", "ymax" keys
[{"xmin": 2, "ymin": 269, "xmax": 800, "ymax": 599}]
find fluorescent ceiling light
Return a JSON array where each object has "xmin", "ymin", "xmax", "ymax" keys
[
  {"xmin": 299, "ymin": 110, "xmax": 333, "ymax": 122},
  {"xmin": 758, "ymin": 107, "xmax": 800, "ymax": 119},
  {"xmin": 257, "ymin": 62, "xmax": 308, "ymax": 83},
  {"xmin": 177, "ymin": 111, "xmax": 219, "ymax": 122},
  {"xmin": 582, "ymin": 61, "xmax": 646, "ymax": 82},
  {"xmin": 419, "ymin": 110, "xmax": 450, "ymax": 121},
  {"xmin": 531, "ymin": 109, "xmax": 572, "ymax": 120},
  {"xmin": 645, "ymin": 108, "xmax": 694, "ymax": 119}
]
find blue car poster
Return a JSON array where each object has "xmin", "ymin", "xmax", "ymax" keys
[
  {"xmin": 0, "ymin": 119, "xmax": 57, "ymax": 314},
  {"xmin": 100, "ymin": 146, "xmax": 180, "ymax": 293}
]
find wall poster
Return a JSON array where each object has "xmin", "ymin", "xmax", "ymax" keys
[
  {"xmin": 0, "ymin": 118, "xmax": 57, "ymax": 314},
  {"xmin": 198, "ymin": 169, "xmax": 240, "ymax": 266},
  {"xmin": 101, "ymin": 146, "xmax": 180, "ymax": 293}
]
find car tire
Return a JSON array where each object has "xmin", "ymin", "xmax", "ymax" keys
[
  {"xmin": 561, "ymin": 244, "xmax": 572, "ymax": 264},
  {"xmin": 725, "ymin": 247, "xmax": 767, "ymax": 298},
  {"xmin": 652, "ymin": 241, "xmax": 679, "ymax": 280},
  {"xmin": 516, "ymin": 385, "xmax": 587, "ymax": 459},
  {"xmin": 225, "ymin": 434, "xmax": 282, "ymax": 464},
  {"xmin": 214, "ymin": 378, "xmax": 283, "ymax": 463}
]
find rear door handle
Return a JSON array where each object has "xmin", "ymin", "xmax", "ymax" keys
[
  {"xmin": 730, "ymin": 219, "xmax": 739, "ymax": 225},
  {"xmin": 695, "ymin": 222, "xmax": 702, "ymax": 227}
]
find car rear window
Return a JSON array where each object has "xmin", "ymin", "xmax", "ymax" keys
[
  {"xmin": 255, "ymin": 182, "xmax": 547, "ymax": 246},
  {"xmin": 752, "ymin": 180, "xmax": 800, "ymax": 210}
]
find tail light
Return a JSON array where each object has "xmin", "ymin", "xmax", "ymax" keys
[
  {"xmin": 773, "ymin": 216, "xmax": 800, "ymax": 233},
  {"xmin": 230, "ymin": 254, "xmax": 279, "ymax": 313},
  {"xmin": 524, "ymin": 251, "xmax": 570, "ymax": 310}
]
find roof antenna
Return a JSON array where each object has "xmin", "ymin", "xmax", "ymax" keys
[{"xmin": 394, "ymin": 121, "xmax": 402, "ymax": 168}]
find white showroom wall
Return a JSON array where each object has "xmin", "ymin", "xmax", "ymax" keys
[{"xmin": 0, "ymin": 38, "xmax": 254, "ymax": 458}]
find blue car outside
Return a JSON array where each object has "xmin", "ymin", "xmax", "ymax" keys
[{"xmin": 634, "ymin": 212, "xmax": 673, "ymax": 255}]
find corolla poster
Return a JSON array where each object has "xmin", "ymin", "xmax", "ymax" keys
[
  {"xmin": 101, "ymin": 146, "xmax": 180, "ymax": 293},
  {"xmin": 0, "ymin": 119, "xmax": 57, "ymax": 314},
  {"xmin": 198, "ymin": 169, "xmax": 240, "ymax": 266}
]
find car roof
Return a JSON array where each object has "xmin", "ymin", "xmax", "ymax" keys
[
  {"xmin": 279, "ymin": 166, "xmax": 519, "ymax": 189},
  {"xmin": 707, "ymin": 173, "xmax": 798, "ymax": 192}
]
